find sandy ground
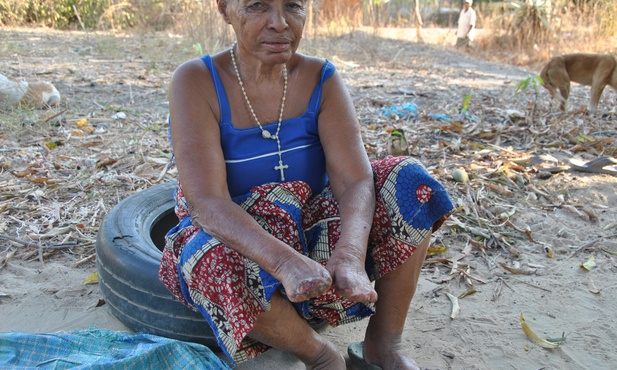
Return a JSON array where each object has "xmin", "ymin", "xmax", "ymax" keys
[
  {"xmin": 2, "ymin": 177, "xmax": 616, "ymax": 370},
  {"xmin": 1, "ymin": 27, "xmax": 617, "ymax": 369}
]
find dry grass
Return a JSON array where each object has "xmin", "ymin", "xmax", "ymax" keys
[{"xmin": 472, "ymin": 3, "xmax": 617, "ymax": 70}]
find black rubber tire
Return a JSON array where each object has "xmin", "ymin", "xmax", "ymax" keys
[{"xmin": 96, "ymin": 182, "xmax": 216, "ymax": 347}]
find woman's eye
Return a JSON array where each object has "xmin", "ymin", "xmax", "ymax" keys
[
  {"xmin": 286, "ymin": 1, "xmax": 304, "ymax": 10},
  {"xmin": 247, "ymin": 2, "xmax": 266, "ymax": 10}
]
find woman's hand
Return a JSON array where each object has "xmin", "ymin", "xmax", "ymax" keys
[
  {"xmin": 325, "ymin": 247, "xmax": 377, "ymax": 303},
  {"xmin": 271, "ymin": 249, "xmax": 333, "ymax": 303}
]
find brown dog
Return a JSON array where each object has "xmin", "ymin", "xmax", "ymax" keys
[{"xmin": 540, "ymin": 53, "xmax": 617, "ymax": 113}]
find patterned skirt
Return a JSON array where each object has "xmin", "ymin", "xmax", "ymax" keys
[{"xmin": 158, "ymin": 156, "xmax": 454, "ymax": 364}]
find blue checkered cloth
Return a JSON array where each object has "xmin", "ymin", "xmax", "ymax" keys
[{"xmin": 0, "ymin": 329, "xmax": 230, "ymax": 369}]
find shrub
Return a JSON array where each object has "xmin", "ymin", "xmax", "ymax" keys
[
  {"xmin": 505, "ymin": 0, "xmax": 552, "ymax": 47},
  {"xmin": 0, "ymin": 0, "xmax": 110, "ymax": 29}
]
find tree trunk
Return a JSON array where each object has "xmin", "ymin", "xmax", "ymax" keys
[{"xmin": 414, "ymin": 0, "xmax": 424, "ymax": 42}]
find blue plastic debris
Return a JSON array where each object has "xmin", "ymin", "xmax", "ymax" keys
[
  {"xmin": 381, "ymin": 103, "xmax": 418, "ymax": 118},
  {"xmin": 427, "ymin": 113, "xmax": 452, "ymax": 121}
]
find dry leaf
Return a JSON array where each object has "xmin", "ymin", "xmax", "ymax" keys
[
  {"xmin": 0, "ymin": 250, "xmax": 16, "ymax": 269},
  {"xmin": 427, "ymin": 245, "xmax": 447, "ymax": 256},
  {"xmin": 458, "ymin": 288, "xmax": 477, "ymax": 299},
  {"xmin": 445, "ymin": 292, "xmax": 460, "ymax": 319},
  {"xmin": 580, "ymin": 255, "xmax": 597, "ymax": 271},
  {"xmin": 499, "ymin": 262, "xmax": 535, "ymax": 275},
  {"xmin": 603, "ymin": 222, "xmax": 617, "ymax": 231},
  {"xmin": 588, "ymin": 277, "xmax": 601, "ymax": 294},
  {"xmin": 82, "ymin": 125, "xmax": 95, "ymax": 134},
  {"xmin": 75, "ymin": 118, "xmax": 89, "ymax": 128},
  {"xmin": 520, "ymin": 313, "xmax": 563, "ymax": 349},
  {"xmin": 96, "ymin": 156, "xmax": 118, "ymax": 169},
  {"xmin": 82, "ymin": 272, "xmax": 99, "ymax": 285}
]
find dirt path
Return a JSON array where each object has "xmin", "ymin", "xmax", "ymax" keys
[{"xmin": 1, "ymin": 28, "xmax": 616, "ymax": 370}]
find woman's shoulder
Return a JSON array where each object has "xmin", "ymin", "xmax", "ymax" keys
[
  {"xmin": 296, "ymin": 53, "xmax": 324, "ymax": 64},
  {"xmin": 172, "ymin": 57, "xmax": 211, "ymax": 81},
  {"xmin": 292, "ymin": 53, "xmax": 336, "ymax": 77},
  {"xmin": 169, "ymin": 57, "xmax": 219, "ymax": 113}
]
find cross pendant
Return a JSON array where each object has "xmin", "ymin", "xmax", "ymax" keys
[{"xmin": 274, "ymin": 159, "xmax": 289, "ymax": 182}]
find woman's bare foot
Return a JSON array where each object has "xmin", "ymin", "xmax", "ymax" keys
[
  {"xmin": 305, "ymin": 341, "xmax": 346, "ymax": 370},
  {"xmin": 362, "ymin": 338, "xmax": 420, "ymax": 370},
  {"xmin": 273, "ymin": 251, "xmax": 333, "ymax": 302},
  {"xmin": 326, "ymin": 248, "xmax": 377, "ymax": 303}
]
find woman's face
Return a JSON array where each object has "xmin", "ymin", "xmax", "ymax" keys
[{"xmin": 220, "ymin": 0, "xmax": 307, "ymax": 63}]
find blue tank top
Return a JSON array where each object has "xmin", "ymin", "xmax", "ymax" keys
[{"xmin": 201, "ymin": 55, "xmax": 334, "ymax": 198}]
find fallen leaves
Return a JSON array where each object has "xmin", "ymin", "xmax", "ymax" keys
[
  {"xmin": 1, "ymin": 88, "xmax": 173, "ymax": 269},
  {"xmin": 0, "ymin": 250, "xmax": 15, "ymax": 270},
  {"xmin": 498, "ymin": 262, "xmax": 536, "ymax": 275},
  {"xmin": 445, "ymin": 293, "xmax": 460, "ymax": 319},
  {"xmin": 587, "ymin": 277, "xmax": 602, "ymax": 294},
  {"xmin": 82, "ymin": 272, "xmax": 99, "ymax": 285},
  {"xmin": 520, "ymin": 313, "xmax": 565, "ymax": 349},
  {"xmin": 95, "ymin": 155, "xmax": 118, "ymax": 169},
  {"xmin": 443, "ymin": 288, "xmax": 477, "ymax": 320},
  {"xmin": 580, "ymin": 254, "xmax": 597, "ymax": 271}
]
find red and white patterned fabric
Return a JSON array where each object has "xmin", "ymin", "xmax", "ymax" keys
[{"xmin": 159, "ymin": 156, "xmax": 453, "ymax": 364}]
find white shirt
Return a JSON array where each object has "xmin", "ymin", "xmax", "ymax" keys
[{"xmin": 457, "ymin": 7, "xmax": 477, "ymax": 39}]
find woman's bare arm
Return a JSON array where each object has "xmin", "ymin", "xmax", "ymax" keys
[
  {"xmin": 317, "ymin": 67, "xmax": 378, "ymax": 302},
  {"xmin": 169, "ymin": 57, "xmax": 331, "ymax": 302}
]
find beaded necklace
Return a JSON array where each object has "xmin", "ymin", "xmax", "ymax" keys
[{"xmin": 230, "ymin": 42, "xmax": 289, "ymax": 181}]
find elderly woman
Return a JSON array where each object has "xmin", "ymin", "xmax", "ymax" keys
[{"xmin": 158, "ymin": 0, "xmax": 453, "ymax": 369}]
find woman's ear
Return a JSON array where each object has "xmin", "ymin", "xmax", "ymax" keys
[{"xmin": 217, "ymin": 0, "xmax": 231, "ymax": 24}]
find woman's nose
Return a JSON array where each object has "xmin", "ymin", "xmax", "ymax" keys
[{"xmin": 268, "ymin": 7, "xmax": 289, "ymax": 31}]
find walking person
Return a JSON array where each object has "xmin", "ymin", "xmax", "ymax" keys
[{"xmin": 456, "ymin": 0, "xmax": 477, "ymax": 51}]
